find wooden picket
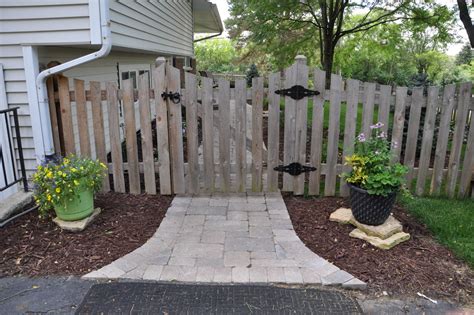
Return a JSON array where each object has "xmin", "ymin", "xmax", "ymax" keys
[
  {"xmin": 90, "ymin": 81, "xmax": 110, "ymax": 192},
  {"xmin": 202, "ymin": 77, "xmax": 214, "ymax": 192},
  {"xmin": 234, "ymin": 79, "xmax": 247, "ymax": 192},
  {"xmin": 324, "ymin": 73, "xmax": 342, "ymax": 196},
  {"xmin": 307, "ymin": 69, "xmax": 325, "ymax": 196},
  {"xmin": 166, "ymin": 64, "xmax": 185, "ymax": 194},
  {"xmin": 74, "ymin": 79, "xmax": 90, "ymax": 157},
  {"xmin": 138, "ymin": 73, "xmax": 156, "ymax": 195},
  {"xmin": 106, "ymin": 82, "xmax": 125, "ymax": 193},
  {"xmin": 266, "ymin": 72, "xmax": 281, "ymax": 192},
  {"xmin": 57, "ymin": 76, "xmax": 75, "ymax": 155},
  {"xmin": 415, "ymin": 86, "xmax": 439, "ymax": 196},
  {"xmin": 340, "ymin": 79, "xmax": 360, "ymax": 197},
  {"xmin": 251, "ymin": 77, "xmax": 264, "ymax": 192},
  {"xmin": 446, "ymin": 82, "xmax": 472, "ymax": 197},
  {"xmin": 282, "ymin": 62, "xmax": 297, "ymax": 192},
  {"xmin": 217, "ymin": 78, "xmax": 231, "ymax": 193},
  {"xmin": 154, "ymin": 59, "xmax": 172, "ymax": 195},
  {"xmin": 361, "ymin": 82, "xmax": 375, "ymax": 137},
  {"xmin": 46, "ymin": 77, "xmax": 61, "ymax": 154},
  {"xmin": 390, "ymin": 87, "xmax": 408, "ymax": 163},
  {"xmin": 293, "ymin": 56, "xmax": 309, "ymax": 196},
  {"xmin": 184, "ymin": 72, "xmax": 199, "ymax": 194},
  {"xmin": 459, "ymin": 109, "xmax": 474, "ymax": 198},
  {"xmin": 48, "ymin": 57, "xmax": 473, "ymax": 199}
]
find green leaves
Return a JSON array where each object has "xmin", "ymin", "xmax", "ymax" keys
[
  {"xmin": 32, "ymin": 155, "xmax": 107, "ymax": 216},
  {"xmin": 343, "ymin": 126, "xmax": 408, "ymax": 196}
]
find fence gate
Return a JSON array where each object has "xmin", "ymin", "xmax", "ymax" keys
[{"xmin": 49, "ymin": 56, "xmax": 474, "ymax": 198}]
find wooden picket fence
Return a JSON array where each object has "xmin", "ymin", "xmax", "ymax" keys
[{"xmin": 47, "ymin": 56, "xmax": 474, "ymax": 198}]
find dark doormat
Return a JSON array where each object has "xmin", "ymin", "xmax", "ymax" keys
[{"xmin": 76, "ymin": 282, "xmax": 362, "ymax": 314}]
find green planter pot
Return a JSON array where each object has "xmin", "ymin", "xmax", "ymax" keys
[{"xmin": 54, "ymin": 188, "xmax": 94, "ymax": 221}]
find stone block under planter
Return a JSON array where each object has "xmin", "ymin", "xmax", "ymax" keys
[
  {"xmin": 349, "ymin": 229, "xmax": 410, "ymax": 250},
  {"xmin": 330, "ymin": 208, "xmax": 409, "ymax": 249},
  {"xmin": 53, "ymin": 208, "xmax": 101, "ymax": 232}
]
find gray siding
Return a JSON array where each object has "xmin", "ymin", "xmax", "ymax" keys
[
  {"xmin": 0, "ymin": 45, "xmax": 38, "ymax": 175},
  {"xmin": 0, "ymin": 0, "xmax": 92, "ymax": 177},
  {"xmin": 0, "ymin": 0, "xmax": 91, "ymax": 45},
  {"xmin": 110, "ymin": 0, "xmax": 194, "ymax": 56}
]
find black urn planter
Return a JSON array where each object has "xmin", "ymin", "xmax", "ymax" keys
[{"xmin": 348, "ymin": 184, "xmax": 397, "ymax": 226}]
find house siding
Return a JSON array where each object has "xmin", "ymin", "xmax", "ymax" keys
[
  {"xmin": 110, "ymin": 0, "xmax": 194, "ymax": 57},
  {"xmin": 0, "ymin": 0, "xmax": 195, "ymax": 182},
  {"xmin": 0, "ymin": 1, "xmax": 92, "ymax": 178}
]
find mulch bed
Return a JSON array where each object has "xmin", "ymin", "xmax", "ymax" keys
[
  {"xmin": 283, "ymin": 195, "xmax": 473, "ymax": 303},
  {"xmin": 0, "ymin": 192, "xmax": 172, "ymax": 277}
]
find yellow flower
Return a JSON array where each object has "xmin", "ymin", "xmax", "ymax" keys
[
  {"xmin": 47, "ymin": 172, "xmax": 53, "ymax": 178},
  {"xmin": 47, "ymin": 194, "xmax": 52, "ymax": 201},
  {"xmin": 63, "ymin": 158, "xmax": 69, "ymax": 165},
  {"xmin": 74, "ymin": 180, "xmax": 80, "ymax": 186},
  {"xmin": 58, "ymin": 171, "xmax": 63, "ymax": 176},
  {"xmin": 100, "ymin": 162, "xmax": 107, "ymax": 168},
  {"xmin": 55, "ymin": 187, "xmax": 61, "ymax": 193},
  {"xmin": 71, "ymin": 168, "xmax": 77, "ymax": 172}
]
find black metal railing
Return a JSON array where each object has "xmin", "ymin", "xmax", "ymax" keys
[{"xmin": 0, "ymin": 107, "xmax": 28, "ymax": 192}]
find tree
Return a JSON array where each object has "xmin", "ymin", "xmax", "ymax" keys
[
  {"xmin": 194, "ymin": 38, "xmax": 245, "ymax": 73},
  {"xmin": 246, "ymin": 64, "xmax": 260, "ymax": 86},
  {"xmin": 455, "ymin": 43, "xmax": 473, "ymax": 65},
  {"xmin": 227, "ymin": 0, "xmax": 456, "ymax": 80},
  {"xmin": 457, "ymin": 0, "xmax": 474, "ymax": 48}
]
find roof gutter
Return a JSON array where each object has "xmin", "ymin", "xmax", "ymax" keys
[
  {"xmin": 35, "ymin": 0, "xmax": 112, "ymax": 157},
  {"xmin": 193, "ymin": 1, "xmax": 223, "ymax": 43},
  {"xmin": 193, "ymin": 31, "xmax": 222, "ymax": 43}
]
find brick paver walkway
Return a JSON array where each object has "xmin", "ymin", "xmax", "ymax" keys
[{"xmin": 83, "ymin": 192, "xmax": 365, "ymax": 289}]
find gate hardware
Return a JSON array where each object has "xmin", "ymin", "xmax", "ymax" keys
[
  {"xmin": 161, "ymin": 91, "xmax": 181, "ymax": 104},
  {"xmin": 274, "ymin": 162, "xmax": 316, "ymax": 176},
  {"xmin": 275, "ymin": 85, "xmax": 320, "ymax": 100}
]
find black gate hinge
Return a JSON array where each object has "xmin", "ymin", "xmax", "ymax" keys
[
  {"xmin": 274, "ymin": 162, "xmax": 317, "ymax": 176},
  {"xmin": 275, "ymin": 85, "xmax": 320, "ymax": 100},
  {"xmin": 161, "ymin": 91, "xmax": 181, "ymax": 104}
]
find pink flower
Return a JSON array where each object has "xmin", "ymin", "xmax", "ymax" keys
[
  {"xmin": 370, "ymin": 122, "xmax": 384, "ymax": 129},
  {"xmin": 357, "ymin": 133, "xmax": 366, "ymax": 142}
]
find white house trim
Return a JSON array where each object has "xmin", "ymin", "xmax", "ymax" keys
[
  {"xmin": 89, "ymin": 0, "xmax": 102, "ymax": 45},
  {"xmin": 22, "ymin": 46, "xmax": 45, "ymax": 162}
]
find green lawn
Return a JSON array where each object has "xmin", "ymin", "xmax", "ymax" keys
[{"xmin": 399, "ymin": 195, "xmax": 474, "ymax": 268}]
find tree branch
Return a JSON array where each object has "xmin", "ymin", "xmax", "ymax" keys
[
  {"xmin": 339, "ymin": 2, "xmax": 407, "ymax": 37},
  {"xmin": 458, "ymin": 0, "xmax": 474, "ymax": 48}
]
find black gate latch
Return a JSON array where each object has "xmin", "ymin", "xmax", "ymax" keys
[
  {"xmin": 274, "ymin": 162, "xmax": 316, "ymax": 176},
  {"xmin": 161, "ymin": 91, "xmax": 181, "ymax": 104},
  {"xmin": 275, "ymin": 85, "xmax": 320, "ymax": 100}
]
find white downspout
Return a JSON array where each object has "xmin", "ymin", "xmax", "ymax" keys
[{"xmin": 35, "ymin": 0, "xmax": 112, "ymax": 157}]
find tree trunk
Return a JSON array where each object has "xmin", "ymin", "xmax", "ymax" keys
[
  {"xmin": 321, "ymin": 33, "xmax": 335, "ymax": 87},
  {"xmin": 458, "ymin": 0, "xmax": 474, "ymax": 48}
]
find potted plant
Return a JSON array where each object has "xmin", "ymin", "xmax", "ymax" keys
[
  {"xmin": 33, "ymin": 155, "xmax": 107, "ymax": 221},
  {"xmin": 342, "ymin": 122, "xmax": 408, "ymax": 226}
]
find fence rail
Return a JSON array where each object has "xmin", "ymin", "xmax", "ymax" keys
[{"xmin": 48, "ymin": 57, "xmax": 474, "ymax": 199}]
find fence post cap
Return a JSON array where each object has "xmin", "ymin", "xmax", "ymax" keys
[
  {"xmin": 155, "ymin": 57, "xmax": 166, "ymax": 67},
  {"xmin": 295, "ymin": 55, "xmax": 307, "ymax": 64}
]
